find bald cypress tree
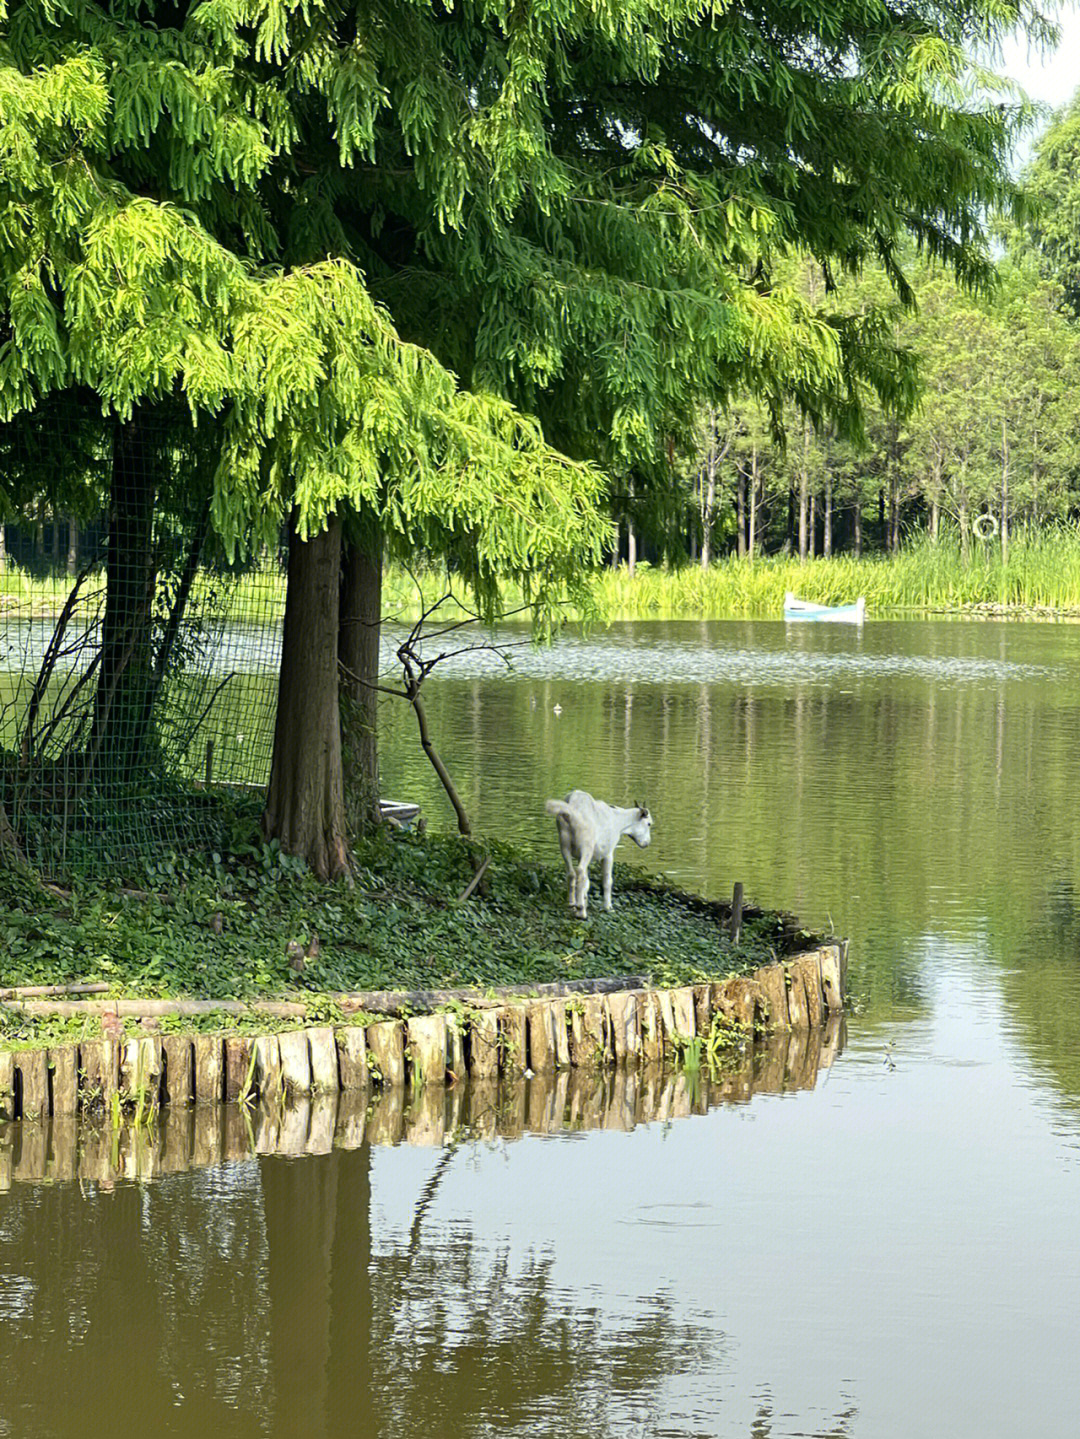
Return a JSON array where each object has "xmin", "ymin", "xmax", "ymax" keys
[{"xmin": 0, "ymin": 0, "xmax": 1049, "ymax": 874}]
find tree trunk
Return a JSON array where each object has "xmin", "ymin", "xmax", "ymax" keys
[
  {"xmin": 263, "ymin": 518, "xmax": 351, "ymax": 881},
  {"xmin": 797, "ymin": 427, "xmax": 809, "ymax": 564},
  {"xmin": 823, "ymin": 474, "xmax": 833, "ymax": 557},
  {"xmin": 930, "ymin": 451, "xmax": 943, "ymax": 543},
  {"xmin": 701, "ymin": 452, "xmax": 716, "ymax": 568},
  {"xmin": 808, "ymin": 491, "xmax": 816, "ymax": 561},
  {"xmin": 853, "ymin": 501, "xmax": 862, "ymax": 559},
  {"xmin": 627, "ymin": 479, "xmax": 637, "ymax": 576},
  {"xmin": 89, "ymin": 412, "xmax": 159, "ymax": 778},
  {"xmin": 67, "ymin": 518, "xmax": 78, "ymax": 577},
  {"xmin": 339, "ymin": 533, "xmax": 383, "ymax": 839},
  {"xmin": 888, "ymin": 422, "xmax": 901, "ymax": 553},
  {"xmin": 0, "ymin": 523, "xmax": 6, "ymax": 573},
  {"xmin": 1001, "ymin": 417, "xmax": 1009, "ymax": 568},
  {"xmin": 735, "ymin": 463, "xmax": 746, "ymax": 559},
  {"xmin": 0, "ymin": 802, "xmax": 26, "ymax": 871},
  {"xmin": 747, "ymin": 442, "xmax": 759, "ymax": 559}
]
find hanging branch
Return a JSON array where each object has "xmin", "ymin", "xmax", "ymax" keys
[{"xmin": 341, "ymin": 582, "xmax": 534, "ymax": 852}]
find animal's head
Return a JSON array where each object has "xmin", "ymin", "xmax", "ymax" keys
[{"xmin": 629, "ymin": 802, "xmax": 652, "ymax": 848}]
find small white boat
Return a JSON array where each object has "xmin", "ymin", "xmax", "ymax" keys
[{"xmin": 784, "ymin": 592, "xmax": 866, "ymax": 624}]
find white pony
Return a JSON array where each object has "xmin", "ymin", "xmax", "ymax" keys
[{"xmin": 544, "ymin": 790, "xmax": 652, "ymax": 919}]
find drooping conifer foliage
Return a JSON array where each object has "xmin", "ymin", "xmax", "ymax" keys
[{"xmin": 0, "ymin": 0, "xmax": 1050, "ymax": 874}]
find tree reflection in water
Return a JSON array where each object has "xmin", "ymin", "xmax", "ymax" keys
[
  {"xmin": 0, "ymin": 1039, "xmax": 846, "ymax": 1437},
  {"xmin": 261, "ymin": 1144, "xmax": 709, "ymax": 1438}
]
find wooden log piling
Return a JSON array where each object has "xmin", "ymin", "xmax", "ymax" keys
[
  {"xmin": 608, "ymin": 992, "xmax": 641, "ymax": 1065},
  {"xmin": 526, "ymin": 1000, "xmax": 557, "ymax": 1072},
  {"xmin": 0, "ymin": 1023, "xmax": 855, "ymax": 1184},
  {"xmin": 468, "ymin": 1008, "xmax": 499, "ymax": 1080},
  {"xmin": 0, "ymin": 943, "xmax": 846, "ymax": 1121},
  {"xmin": 820, "ymin": 946, "xmax": 844, "ymax": 1014},
  {"xmin": 17, "ymin": 1051, "xmax": 49, "ymax": 1121},
  {"xmin": 498, "ymin": 1005, "xmax": 527, "ymax": 1075},
  {"xmin": 193, "ymin": 1035, "xmax": 224, "ymax": 1104},
  {"xmin": 671, "ymin": 987, "xmax": 697, "ymax": 1043},
  {"xmin": 79, "ymin": 1039, "xmax": 119, "ymax": 1110},
  {"xmin": 795, "ymin": 953, "xmax": 826, "ymax": 1028},
  {"xmin": 48, "ymin": 1046, "xmax": 79, "ymax": 1116},
  {"xmin": 365, "ymin": 1019, "xmax": 405, "ymax": 1089},
  {"xmin": 308, "ymin": 1027, "xmax": 340, "ymax": 1093},
  {"xmin": 754, "ymin": 964, "xmax": 789, "ymax": 1029},
  {"xmin": 0, "ymin": 1052, "xmax": 14, "ymax": 1121},
  {"xmin": 406, "ymin": 1014, "xmax": 447, "ymax": 1087},
  {"xmin": 445, "ymin": 1014, "xmax": 467, "ymax": 1084},
  {"xmin": 785, "ymin": 963, "xmax": 809, "ymax": 1029},
  {"xmin": 335, "ymin": 1027, "xmax": 368, "ymax": 1090},
  {"xmin": 581, "ymin": 994, "xmax": 611, "ymax": 1067},
  {"xmin": 162, "ymin": 1035, "xmax": 194, "ymax": 1107},
  {"xmin": 639, "ymin": 991, "xmax": 662, "ymax": 1063},
  {"xmin": 252, "ymin": 1035, "xmax": 282, "ymax": 1103}
]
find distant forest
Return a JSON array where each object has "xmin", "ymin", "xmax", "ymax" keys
[{"xmin": 606, "ymin": 92, "xmax": 1080, "ymax": 571}]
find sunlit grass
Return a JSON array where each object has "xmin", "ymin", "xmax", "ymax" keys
[{"xmin": 8, "ymin": 524, "xmax": 1080, "ymax": 625}]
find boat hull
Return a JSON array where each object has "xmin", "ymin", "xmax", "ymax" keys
[{"xmin": 783, "ymin": 593, "xmax": 866, "ymax": 624}]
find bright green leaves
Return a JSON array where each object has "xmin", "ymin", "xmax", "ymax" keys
[
  {"xmin": 0, "ymin": 0, "xmax": 1060, "ymax": 610},
  {"xmin": 1026, "ymin": 92, "xmax": 1080, "ymax": 317}
]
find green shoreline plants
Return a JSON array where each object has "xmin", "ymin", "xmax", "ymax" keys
[
  {"xmin": 0, "ymin": 828, "xmax": 802, "ymax": 1055},
  {"xmin": 12, "ymin": 525, "xmax": 1080, "ymax": 640}
]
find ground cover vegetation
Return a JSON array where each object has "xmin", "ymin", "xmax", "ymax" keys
[
  {"xmin": 0, "ymin": 825, "xmax": 805, "ymax": 1051},
  {"xmin": 0, "ymin": 0, "xmax": 1061, "ymax": 996}
]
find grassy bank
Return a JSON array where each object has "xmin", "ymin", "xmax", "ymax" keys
[
  {"xmin": 11, "ymin": 528, "xmax": 1080, "ymax": 627},
  {"xmin": 0, "ymin": 829, "xmax": 812, "ymax": 1051},
  {"xmin": 586, "ymin": 529, "xmax": 1080, "ymax": 619}
]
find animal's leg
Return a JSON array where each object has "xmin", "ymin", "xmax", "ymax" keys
[
  {"xmin": 575, "ymin": 862, "xmax": 590, "ymax": 919},
  {"xmin": 557, "ymin": 818, "xmax": 576, "ymax": 912},
  {"xmin": 601, "ymin": 853, "xmax": 614, "ymax": 911}
]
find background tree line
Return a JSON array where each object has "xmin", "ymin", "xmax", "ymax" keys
[{"xmin": 628, "ymin": 236, "xmax": 1080, "ymax": 569}]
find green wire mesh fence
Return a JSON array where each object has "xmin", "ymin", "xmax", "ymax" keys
[{"xmin": 1, "ymin": 398, "xmax": 287, "ymax": 877}]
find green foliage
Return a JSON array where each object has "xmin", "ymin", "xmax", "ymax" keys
[
  {"xmin": 658, "ymin": 249, "xmax": 1080, "ymax": 564},
  {"xmin": 0, "ymin": 0, "xmax": 1051, "ymax": 578},
  {"xmin": 1026, "ymin": 90, "xmax": 1080, "ymax": 316},
  {"xmin": 0, "ymin": 829, "xmax": 794, "ymax": 1006},
  {"xmin": 580, "ymin": 528, "xmax": 1080, "ymax": 616}
]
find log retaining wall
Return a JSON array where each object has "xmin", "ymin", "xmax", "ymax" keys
[
  {"xmin": 0, "ymin": 942, "xmax": 846, "ymax": 1122},
  {"xmin": 0, "ymin": 1018, "xmax": 846, "ymax": 1189}
]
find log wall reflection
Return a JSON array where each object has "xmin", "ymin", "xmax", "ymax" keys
[{"xmin": 0, "ymin": 1019, "xmax": 844, "ymax": 1191}]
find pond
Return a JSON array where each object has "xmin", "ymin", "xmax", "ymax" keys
[{"xmin": 5, "ymin": 616, "xmax": 1080, "ymax": 1437}]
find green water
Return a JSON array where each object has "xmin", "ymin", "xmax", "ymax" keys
[{"xmin": 5, "ymin": 616, "xmax": 1080, "ymax": 1437}]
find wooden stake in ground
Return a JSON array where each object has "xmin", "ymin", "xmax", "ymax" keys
[{"xmin": 729, "ymin": 882, "xmax": 744, "ymax": 945}]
